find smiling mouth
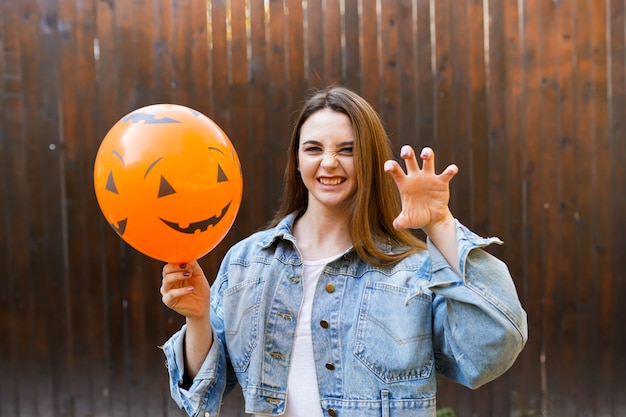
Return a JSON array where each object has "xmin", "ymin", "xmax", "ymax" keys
[
  {"xmin": 319, "ymin": 177, "xmax": 345, "ymax": 185},
  {"xmin": 109, "ymin": 202, "xmax": 231, "ymax": 236},
  {"xmin": 160, "ymin": 202, "xmax": 232, "ymax": 234}
]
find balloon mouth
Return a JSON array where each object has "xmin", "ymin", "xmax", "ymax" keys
[{"xmin": 159, "ymin": 202, "xmax": 232, "ymax": 234}]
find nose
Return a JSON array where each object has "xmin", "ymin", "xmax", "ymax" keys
[{"xmin": 320, "ymin": 151, "xmax": 339, "ymax": 168}]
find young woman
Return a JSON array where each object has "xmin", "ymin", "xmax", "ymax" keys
[{"xmin": 160, "ymin": 86, "xmax": 527, "ymax": 417}]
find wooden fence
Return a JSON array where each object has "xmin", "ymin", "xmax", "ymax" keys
[{"xmin": 1, "ymin": 0, "xmax": 625, "ymax": 416}]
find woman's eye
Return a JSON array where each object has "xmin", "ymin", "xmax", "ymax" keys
[
  {"xmin": 340, "ymin": 147, "xmax": 353, "ymax": 154},
  {"xmin": 305, "ymin": 146, "xmax": 322, "ymax": 152}
]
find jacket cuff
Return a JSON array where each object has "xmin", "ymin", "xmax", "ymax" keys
[
  {"xmin": 427, "ymin": 219, "xmax": 503, "ymax": 285},
  {"xmin": 162, "ymin": 325, "xmax": 222, "ymax": 416}
]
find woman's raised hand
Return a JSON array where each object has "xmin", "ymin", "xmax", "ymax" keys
[{"xmin": 384, "ymin": 146, "xmax": 458, "ymax": 233}]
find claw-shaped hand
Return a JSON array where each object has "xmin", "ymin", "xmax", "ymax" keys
[{"xmin": 384, "ymin": 145, "xmax": 458, "ymax": 232}]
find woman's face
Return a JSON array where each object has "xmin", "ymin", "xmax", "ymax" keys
[{"xmin": 297, "ymin": 108, "xmax": 357, "ymax": 212}]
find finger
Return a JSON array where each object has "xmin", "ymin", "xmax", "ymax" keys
[
  {"xmin": 161, "ymin": 286, "xmax": 194, "ymax": 307},
  {"xmin": 161, "ymin": 269, "xmax": 192, "ymax": 293},
  {"xmin": 162, "ymin": 262, "xmax": 191, "ymax": 277},
  {"xmin": 419, "ymin": 147, "xmax": 435, "ymax": 173},
  {"xmin": 384, "ymin": 159, "xmax": 406, "ymax": 184},
  {"xmin": 187, "ymin": 260, "xmax": 204, "ymax": 276},
  {"xmin": 440, "ymin": 164, "xmax": 459, "ymax": 182},
  {"xmin": 400, "ymin": 145, "xmax": 420, "ymax": 173}
]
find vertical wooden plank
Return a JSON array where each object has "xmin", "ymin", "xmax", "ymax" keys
[
  {"xmin": 115, "ymin": 0, "xmax": 138, "ymax": 113},
  {"xmin": 195, "ymin": 1, "xmax": 227, "ymax": 278},
  {"xmin": 556, "ymin": 1, "xmax": 579, "ymax": 416},
  {"xmin": 29, "ymin": 1, "xmax": 68, "ymax": 414},
  {"xmin": 607, "ymin": 0, "xmax": 626, "ymax": 415},
  {"xmin": 57, "ymin": 0, "xmax": 108, "ymax": 414},
  {"xmin": 431, "ymin": 0, "xmax": 453, "ymax": 168},
  {"xmin": 484, "ymin": 0, "xmax": 507, "ymax": 244},
  {"xmin": 133, "ymin": 0, "xmax": 156, "ymax": 105},
  {"xmin": 467, "ymin": 0, "xmax": 488, "ymax": 232},
  {"xmin": 248, "ymin": 0, "xmax": 272, "ymax": 224},
  {"xmin": 209, "ymin": 0, "xmax": 231, "ymax": 129},
  {"xmin": 77, "ymin": 0, "xmax": 116, "ymax": 414},
  {"xmin": 430, "ymin": 1, "xmax": 464, "ymax": 411},
  {"xmin": 572, "ymin": 0, "xmax": 600, "ymax": 415},
  {"xmin": 589, "ymin": 1, "xmax": 612, "ymax": 416},
  {"xmin": 468, "ymin": 0, "xmax": 505, "ymax": 413},
  {"xmin": 396, "ymin": 0, "xmax": 417, "ymax": 151},
  {"xmin": 134, "ymin": 2, "xmax": 187, "ymax": 416},
  {"xmin": 206, "ymin": 0, "xmax": 236, "ymax": 255},
  {"xmin": 518, "ymin": 0, "xmax": 547, "ymax": 416},
  {"xmin": 343, "ymin": 0, "xmax": 361, "ymax": 92},
  {"xmin": 152, "ymin": 0, "xmax": 174, "ymax": 104},
  {"xmin": 229, "ymin": 0, "xmax": 252, "ymax": 240},
  {"xmin": 415, "ymin": 0, "xmax": 434, "ymax": 146},
  {"xmin": 286, "ymin": 0, "xmax": 308, "ymax": 115},
  {"xmin": 171, "ymin": 0, "xmax": 194, "ymax": 106},
  {"xmin": 108, "ymin": 0, "xmax": 140, "ymax": 415},
  {"xmin": 306, "ymin": 0, "xmax": 325, "ymax": 88},
  {"xmin": 94, "ymin": 1, "xmax": 117, "ymax": 416},
  {"xmin": 535, "ymin": 0, "xmax": 569, "ymax": 414},
  {"xmin": 1, "ymin": 1, "xmax": 35, "ymax": 415},
  {"xmin": 324, "ymin": 0, "xmax": 342, "ymax": 83},
  {"xmin": 0, "ymin": 4, "xmax": 12, "ymax": 414},
  {"xmin": 359, "ymin": 0, "xmax": 380, "ymax": 106},
  {"xmin": 189, "ymin": 0, "xmax": 210, "ymax": 110},
  {"xmin": 447, "ymin": 0, "xmax": 471, "ymax": 226},
  {"xmin": 378, "ymin": 0, "xmax": 400, "ymax": 147},
  {"xmin": 268, "ymin": 0, "xmax": 291, "ymax": 205},
  {"xmin": 498, "ymin": 0, "xmax": 541, "ymax": 414},
  {"xmin": 94, "ymin": 0, "xmax": 133, "ymax": 415}
]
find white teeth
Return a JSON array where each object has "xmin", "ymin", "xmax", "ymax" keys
[{"xmin": 319, "ymin": 177, "xmax": 343, "ymax": 185}]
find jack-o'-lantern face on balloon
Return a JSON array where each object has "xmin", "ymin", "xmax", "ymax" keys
[{"xmin": 94, "ymin": 104, "xmax": 243, "ymax": 263}]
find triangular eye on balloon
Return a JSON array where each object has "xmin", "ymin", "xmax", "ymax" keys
[
  {"xmin": 158, "ymin": 176, "xmax": 176, "ymax": 198},
  {"xmin": 217, "ymin": 163, "xmax": 228, "ymax": 183},
  {"xmin": 106, "ymin": 170, "xmax": 119, "ymax": 194}
]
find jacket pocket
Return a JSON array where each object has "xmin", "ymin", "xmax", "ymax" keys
[
  {"xmin": 354, "ymin": 281, "xmax": 433, "ymax": 383},
  {"xmin": 223, "ymin": 276, "xmax": 264, "ymax": 373}
]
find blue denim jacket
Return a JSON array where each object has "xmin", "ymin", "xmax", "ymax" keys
[{"xmin": 162, "ymin": 214, "xmax": 528, "ymax": 417}]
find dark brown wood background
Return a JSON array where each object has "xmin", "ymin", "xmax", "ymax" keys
[{"xmin": 1, "ymin": 0, "xmax": 625, "ymax": 416}]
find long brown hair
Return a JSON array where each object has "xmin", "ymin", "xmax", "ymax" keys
[{"xmin": 268, "ymin": 86, "xmax": 426, "ymax": 266}]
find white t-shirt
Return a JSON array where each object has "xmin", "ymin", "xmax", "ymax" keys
[{"xmin": 256, "ymin": 254, "xmax": 337, "ymax": 417}]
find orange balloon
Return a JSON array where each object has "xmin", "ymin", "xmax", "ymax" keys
[{"xmin": 94, "ymin": 104, "xmax": 243, "ymax": 263}]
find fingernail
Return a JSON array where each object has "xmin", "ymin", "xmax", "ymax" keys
[
  {"xmin": 401, "ymin": 147, "xmax": 410, "ymax": 157},
  {"xmin": 384, "ymin": 161, "xmax": 393, "ymax": 171},
  {"xmin": 183, "ymin": 272, "xmax": 191, "ymax": 277},
  {"xmin": 420, "ymin": 149, "xmax": 429, "ymax": 158},
  {"xmin": 180, "ymin": 263, "xmax": 187, "ymax": 269}
]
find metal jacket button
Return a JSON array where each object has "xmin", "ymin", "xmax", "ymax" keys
[
  {"xmin": 325, "ymin": 363, "xmax": 335, "ymax": 370},
  {"xmin": 320, "ymin": 320, "xmax": 329, "ymax": 328},
  {"xmin": 325, "ymin": 283, "xmax": 335, "ymax": 293}
]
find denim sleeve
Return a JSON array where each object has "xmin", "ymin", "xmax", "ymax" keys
[
  {"xmin": 428, "ymin": 220, "xmax": 528, "ymax": 389},
  {"xmin": 162, "ymin": 324, "xmax": 231, "ymax": 416}
]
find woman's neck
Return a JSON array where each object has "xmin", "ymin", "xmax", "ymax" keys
[{"xmin": 292, "ymin": 208, "xmax": 352, "ymax": 261}]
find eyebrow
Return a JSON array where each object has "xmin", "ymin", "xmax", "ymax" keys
[
  {"xmin": 300, "ymin": 140, "xmax": 354, "ymax": 147},
  {"xmin": 144, "ymin": 157, "xmax": 164, "ymax": 179}
]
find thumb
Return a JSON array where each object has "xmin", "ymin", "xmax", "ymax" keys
[{"xmin": 392, "ymin": 212, "xmax": 411, "ymax": 230}]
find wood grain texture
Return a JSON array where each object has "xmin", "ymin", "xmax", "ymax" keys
[{"xmin": 0, "ymin": 0, "xmax": 624, "ymax": 416}]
